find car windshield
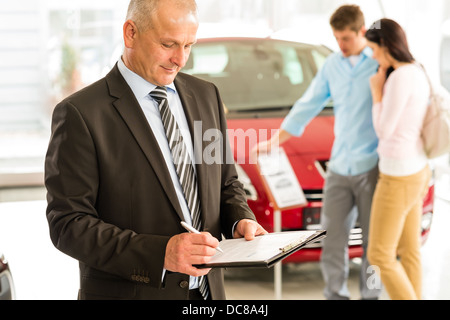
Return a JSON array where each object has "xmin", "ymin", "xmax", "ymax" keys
[{"xmin": 183, "ymin": 39, "xmax": 331, "ymax": 113}]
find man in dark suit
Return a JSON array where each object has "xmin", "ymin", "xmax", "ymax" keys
[{"xmin": 45, "ymin": 0, "xmax": 266, "ymax": 300}]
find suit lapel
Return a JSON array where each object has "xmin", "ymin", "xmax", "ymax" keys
[
  {"xmin": 175, "ymin": 75, "xmax": 210, "ymax": 229},
  {"xmin": 106, "ymin": 65, "xmax": 184, "ymax": 221}
]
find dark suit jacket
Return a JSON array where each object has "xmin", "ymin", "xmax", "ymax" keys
[{"xmin": 45, "ymin": 64, "xmax": 256, "ymax": 300}]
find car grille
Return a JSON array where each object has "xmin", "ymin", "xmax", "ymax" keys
[
  {"xmin": 302, "ymin": 225, "xmax": 363, "ymax": 248},
  {"xmin": 294, "ymin": 191, "xmax": 364, "ymax": 248},
  {"xmin": 303, "ymin": 190, "xmax": 323, "ymax": 202}
]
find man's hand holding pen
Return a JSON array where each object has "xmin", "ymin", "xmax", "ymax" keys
[
  {"xmin": 164, "ymin": 219, "xmax": 267, "ymax": 277},
  {"xmin": 164, "ymin": 231, "xmax": 217, "ymax": 277}
]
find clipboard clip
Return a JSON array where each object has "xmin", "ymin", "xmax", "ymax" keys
[{"xmin": 279, "ymin": 238, "xmax": 304, "ymax": 253}]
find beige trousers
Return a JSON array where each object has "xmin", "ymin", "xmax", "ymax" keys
[{"xmin": 367, "ymin": 165, "xmax": 431, "ymax": 300}]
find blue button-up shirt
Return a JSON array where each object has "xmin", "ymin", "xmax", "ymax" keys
[{"xmin": 281, "ymin": 47, "xmax": 379, "ymax": 176}]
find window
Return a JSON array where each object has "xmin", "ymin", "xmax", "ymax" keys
[
  {"xmin": 0, "ymin": 1, "xmax": 127, "ymax": 188},
  {"xmin": 312, "ymin": 49, "xmax": 328, "ymax": 71},
  {"xmin": 184, "ymin": 44, "xmax": 229, "ymax": 75},
  {"xmin": 280, "ymin": 46, "xmax": 304, "ymax": 85}
]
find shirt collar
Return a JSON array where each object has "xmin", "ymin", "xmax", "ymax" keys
[
  {"xmin": 117, "ymin": 57, "xmax": 176, "ymax": 98},
  {"xmin": 361, "ymin": 46, "xmax": 373, "ymax": 58},
  {"xmin": 339, "ymin": 46, "xmax": 373, "ymax": 60}
]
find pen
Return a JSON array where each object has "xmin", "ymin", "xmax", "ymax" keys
[{"xmin": 180, "ymin": 221, "xmax": 224, "ymax": 253}]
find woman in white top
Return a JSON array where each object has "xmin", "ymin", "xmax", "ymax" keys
[{"xmin": 365, "ymin": 18, "xmax": 431, "ymax": 300}]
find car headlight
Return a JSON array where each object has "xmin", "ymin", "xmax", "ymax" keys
[
  {"xmin": 421, "ymin": 211, "xmax": 433, "ymax": 233},
  {"xmin": 235, "ymin": 164, "xmax": 258, "ymax": 201}
]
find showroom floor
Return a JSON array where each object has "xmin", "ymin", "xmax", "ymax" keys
[{"xmin": 0, "ymin": 156, "xmax": 449, "ymax": 300}]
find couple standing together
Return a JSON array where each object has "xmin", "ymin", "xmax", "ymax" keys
[{"xmin": 256, "ymin": 5, "xmax": 431, "ymax": 300}]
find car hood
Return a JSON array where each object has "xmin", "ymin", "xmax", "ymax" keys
[{"xmin": 226, "ymin": 115, "xmax": 335, "ymax": 190}]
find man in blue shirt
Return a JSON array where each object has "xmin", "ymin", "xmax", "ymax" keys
[{"xmin": 254, "ymin": 5, "xmax": 381, "ymax": 299}]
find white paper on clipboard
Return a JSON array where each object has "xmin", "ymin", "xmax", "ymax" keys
[{"xmin": 257, "ymin": 147, "xmax": 307, "ymax": 209}]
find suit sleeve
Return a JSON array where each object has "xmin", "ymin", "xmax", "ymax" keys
[
  {"xmin": 45, "ymin": 101, "xmax": 168, "ymax": 289},
  {"xmin": 212, "ymin": 85, "xmax": 257, "ymax": 238}
]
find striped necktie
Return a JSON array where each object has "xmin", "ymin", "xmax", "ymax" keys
[{"xmin": 150, "ymin": 86, "xmax": 209, "ymax": 299}]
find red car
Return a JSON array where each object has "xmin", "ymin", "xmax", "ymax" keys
[{"xmin": 184, "ymin": 37, "xmax": 434, "ymax": 263}]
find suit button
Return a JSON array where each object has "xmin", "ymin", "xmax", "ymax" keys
[{"xmin": 179, "ymin": 280, "xmax": 189, "ymax": 289}]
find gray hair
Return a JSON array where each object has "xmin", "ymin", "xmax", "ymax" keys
[{"xmin": 126, "ymin": 0, "xmax": 198, "ymax": 32}]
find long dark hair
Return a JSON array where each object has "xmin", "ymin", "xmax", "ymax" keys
[{"xmin": 365, "ymin": 19, "xmax": 414, "ymax": 77}]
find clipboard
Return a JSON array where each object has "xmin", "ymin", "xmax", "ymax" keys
[{"xmin": 195, "ymin": 229, "xmax": 326, "ymax": 269}]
